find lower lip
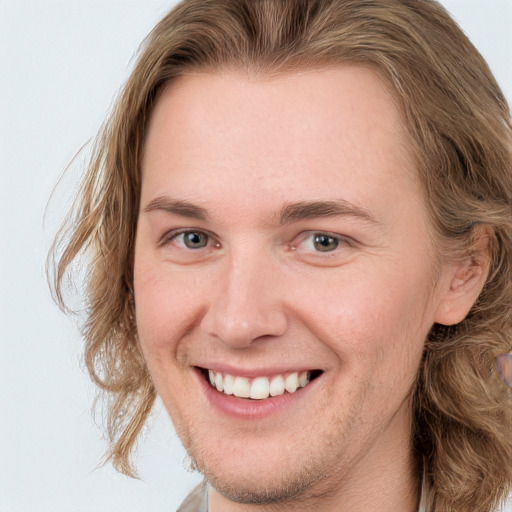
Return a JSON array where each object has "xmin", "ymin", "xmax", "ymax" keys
[{"xmin": 196, "ymin": 369, "xmax": 318, "ymax": 420}]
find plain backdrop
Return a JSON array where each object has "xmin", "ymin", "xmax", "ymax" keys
[{"xmin": 1, "ymin": 1, "xmax": 511, "ymax": 511}]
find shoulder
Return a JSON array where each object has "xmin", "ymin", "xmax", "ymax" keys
[{"xmin": 177, "ymin": 480, "xmax": 209, "ymax": 512}]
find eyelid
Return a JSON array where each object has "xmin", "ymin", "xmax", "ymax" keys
[
  {"xmin": 296, "ymin": 230, "xmax": 354, "ymax": 247},
  {"xmin": 157, "ymin": 228, "xmax": 356, "ymax": 258},
  {"xmin": 291, "ymin": 230, "xmax": 357, "ymax": 258},
  {"xmin": 159, "ymin": 228, "xmax": 219, "ymax": 248}
]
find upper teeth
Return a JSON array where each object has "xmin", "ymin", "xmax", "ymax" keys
[{"xmin": 208, "ymin": 370, "xmax": 311, "ymax": 400}]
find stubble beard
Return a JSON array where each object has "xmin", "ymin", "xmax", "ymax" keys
[
  {"xmin": 195, "ymin": 451, "xmax": 328, "ymax": 505},
  {"xmin": 178, "ymin": 408, "xmax": 363, "ymax": 507}
]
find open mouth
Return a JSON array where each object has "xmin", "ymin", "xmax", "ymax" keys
[{"xmin": 199, "ymin": 368, "xmax": 322, "ymax": 400}]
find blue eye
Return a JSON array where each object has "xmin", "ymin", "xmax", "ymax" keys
[
  {"xmin": 312, "ymin": 234, "xmax": 339, "ymax": 252},
  {"xmin": 172, "ymin": 231, "xmax": 209, "ymax": 249}
]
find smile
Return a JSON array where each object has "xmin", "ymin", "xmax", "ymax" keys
[{"xmin": 206, "ymin": 369, "xmax": 315, "ymax": 400}]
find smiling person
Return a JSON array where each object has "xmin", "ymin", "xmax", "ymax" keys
[{"xmin": 49, "ymin": 1, "xmax": 512, "ymax": 511}]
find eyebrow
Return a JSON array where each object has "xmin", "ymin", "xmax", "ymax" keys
[
  {"xmin": 278, "ymin": 199, "xmax": 380, "ymax": 226},
  {"xmin": 143, "ymin": 197, "xmax": 208, "ymax": 220},
  {"xmin": 143, "ymin": 196, "xmax": 380, "ymax": 225}
]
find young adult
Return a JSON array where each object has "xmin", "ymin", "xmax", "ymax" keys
[{"xmin": 50, "ymin": 1, "xmax": 512, "ymax": 510}]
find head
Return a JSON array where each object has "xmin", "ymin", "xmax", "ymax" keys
[{"xmin": 50, "ymin": 1, "xmax": 512, "ymax": 511}]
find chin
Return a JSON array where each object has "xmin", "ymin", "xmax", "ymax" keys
[
  {"xmin": 196, "ymin": 455, "xmax": 321, "ymax": 505},
  {"xmin": 183, "ymin": 429, "xmax": 328, "ymax": 505}
]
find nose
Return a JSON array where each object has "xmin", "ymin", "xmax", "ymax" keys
[{"xmin": 200, "ymin": 251, "xmax": 288, "ymax": 348}]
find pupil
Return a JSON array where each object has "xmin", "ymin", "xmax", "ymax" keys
[
  {"xmin": 314, "ymin": 234, "xmax": 338, "ymax": 252},
  {"xmin": 185, "ymin": 232, "xmax": 206, "ymax": 248}
]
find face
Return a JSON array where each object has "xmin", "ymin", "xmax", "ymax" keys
[{"xmin": 134, "ymin": 68, "xmax": 450, "ymax": 507}]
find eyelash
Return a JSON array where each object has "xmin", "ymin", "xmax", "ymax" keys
[
  {"xmin": 290, "ymin": 231, "xmax": 353, "ymax": 256},
  {"xmin": 160, "ymin": 229, "xmax": 220, "ymax": 250},
  {"xmin": 161, "ymin": 229, "xmax": 354, "ymax": 257}
]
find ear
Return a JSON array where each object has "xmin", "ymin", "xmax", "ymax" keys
[{"xmin": 434, "ymin": 227, "xmax": 491, "ymax": 326}]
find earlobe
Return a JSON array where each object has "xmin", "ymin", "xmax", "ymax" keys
[{"xmin": 433, "ymin": 228, "xmax": 491, "ymax": 326}]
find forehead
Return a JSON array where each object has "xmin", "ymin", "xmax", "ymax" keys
[
  {"xmin": 144, "ymin": 66, "xmax": 410, "ymax": 162},
  {"xmin": 141, "ymin": 67, "xmax": 419, "ymax": 225}
]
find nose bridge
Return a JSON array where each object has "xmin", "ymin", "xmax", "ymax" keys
[{"xmin": 201, "ymin": 243, "xmax": 287, "ymax": 347}]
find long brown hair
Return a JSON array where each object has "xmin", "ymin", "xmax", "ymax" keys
[{"xmin": 48, "ymin": 1, "xmax": 512, "ymax": 510}]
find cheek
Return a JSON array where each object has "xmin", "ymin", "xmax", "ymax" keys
[
  {"xmin": 133, "ymin": 262, "xmax": 206, "ymax": 421},
  {"xmin": 133, "ymin": 259, "xmax": 202, "ymax": 360},
  {"xmin": 297, "ymin": 265, "xmax": 434, "ymax": 378}
]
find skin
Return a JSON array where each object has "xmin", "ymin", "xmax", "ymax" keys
[
  {"xmin": 134, "ymin": 67, "xmax": 487, "ymax": 511},
  {"xmin": 496, "ymin": 353, "xmax": 512, "ymax": 387}
]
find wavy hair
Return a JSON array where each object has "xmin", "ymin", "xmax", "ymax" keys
[{"xmin": 48, "ymin": 1, "xmax": 512, "ymax": 510}]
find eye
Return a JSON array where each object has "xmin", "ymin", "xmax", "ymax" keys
[
  {"xmin": 289, "ymin": 230, "xmax": 357, "ymax": 265},
  {"xmin": 311, "ymin": 233, "xmax": 339, "ymax": 252},
  {"xmin": 180, "ymin": 231, "xmax": 208, "ymax": 249},
  {"xmin": 164, "ymin": 230, "xmax": 212, "ymax": 249},
  {"xmin": 300, "ymin": 232, "xmax": 344, "ymax": 253}
]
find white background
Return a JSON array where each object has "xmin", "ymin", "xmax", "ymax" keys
[{"xmin": 1, "ymin": 1, "xmax": 511, "ymax": 511}]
